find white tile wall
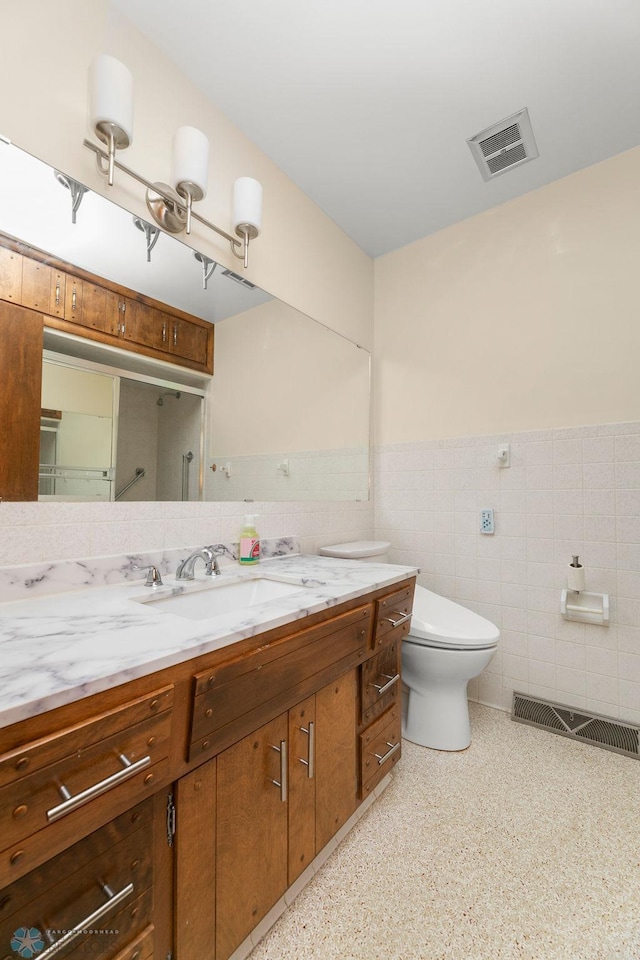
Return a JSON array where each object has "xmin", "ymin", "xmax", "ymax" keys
[
  {"xmin": 0, "ymin": 500, "xmax": 374, "ymax": 569},
  {"xmin": 205, "ymin": 447, "xmax": 369, "ymax": 502},
  {"xmin": 374, "ymin": 420, "xmax": 640, "ymax": 725}
]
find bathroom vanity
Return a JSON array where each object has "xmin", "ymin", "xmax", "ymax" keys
[{"xmin": 0, "ymin": 555, "xmax": 415, "ymax": 960}]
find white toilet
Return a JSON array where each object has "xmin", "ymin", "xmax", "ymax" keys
[{"xmin": 319, "ymin": 540, "xmax": 500, "ymax": 752}]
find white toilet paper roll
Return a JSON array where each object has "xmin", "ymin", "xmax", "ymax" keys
[{"xmin": 567, "ymin": 562, "xmax": 585, "ymax": 593}]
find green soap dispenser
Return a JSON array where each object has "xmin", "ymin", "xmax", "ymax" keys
[{"xmin": 239, "ymin": 514, "xmax": 260, "ymax": 564}]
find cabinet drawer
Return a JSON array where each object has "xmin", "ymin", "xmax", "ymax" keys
[
  {"xmin": 190, "ymin": 605, "xmax": 372, "ymax": 760},
  {"xmin": 111, "ymin": 924, "xmax": 154, "ymax": 960},
  {"xmin": 360, "ymin": 704, "xmax": 401, "ymax": 797},
  {"xmin": 373, "ymin": 584, "xmax": 414, "ymax": 650},
  {"xmin": 61, "ymin": 889, "xmax": 153, "ymax": 960},
  {"xmin": 0, "ymin": 799, "xmax": 153, "ymax": 960},
  {"xmin": 0, "ymin": 687, "xmax": 173, "ymax": 851},
  {"xmin": 361, "ymin": 639, "xmax": 401, "ymax": 726}
]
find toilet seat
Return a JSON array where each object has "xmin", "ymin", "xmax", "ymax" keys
[{"xmin": 408, "ymin": 585, "xmax": 500, "ymax": 651}]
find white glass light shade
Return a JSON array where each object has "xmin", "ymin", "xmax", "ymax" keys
[
  {"xmin": 233, "ymin": 177, "xmax": 263, "ymax": 238},
  {"xmin": 171, "ymin": 126, "xmax": 209, "ymax": 199},
  {"xmin": 88, "ymin": 54, "xmax": 134, "ymax": 148}
]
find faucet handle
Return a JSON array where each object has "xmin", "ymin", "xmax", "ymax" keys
[
  {"xmin": 133, "ymin": 564, "xmax": 164, "ymax": 587},
  {"xmin": 201, "ymin": 546, "xmax": 215, "ymax": 576}
]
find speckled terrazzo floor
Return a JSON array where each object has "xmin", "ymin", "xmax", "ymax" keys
[{"xmin": 250, "ymin": 703, "xmax": 640, "ymax": 960}]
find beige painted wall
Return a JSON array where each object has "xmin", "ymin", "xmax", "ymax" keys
[
  {"xmin": 209, "ymin": 300, "xmax": 370, "ymax": 456},
  {"xmin": 374, "ymin": 147, "xmax": 640, "ymax": 444},
  {"xmin": 42, "ymin": 362, "xmax": 114, "ymax": 417},
  {"xmin": 0, "ymin": 0, "xmax": 372, "ymax": 348}
]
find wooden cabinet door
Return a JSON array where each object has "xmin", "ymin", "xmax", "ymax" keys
[
  {"xmin": 64, "ymin": 275, "xmax": 84, "ymax": 325},
  {"xmin": 116, "ymin": 296, "xmax": 140, "ymax": 343},
  {"xmin": 128, "ymin": 301, "xmax": 160, "ymax": 347},
  {"xmin": 216, "ymin": 713, "xmax": 288, "ymax": 960},
  {"xmin": 133, "ymin": 308, "xmax": 211, "ymax": 369},
  {"xmin": 22, "ymin": 258, "xmax": 52, "ymax": 312},
  {"xmin": 78, "ymin": 281, "xmax": 111, "ymax": 332},
  {"xmin": 175, "ymin": 762, "xmax": 216, "ymax": 960},
  {"xmin": 0, "ymin": 247, "xmax": 22, "ymax": 303},
  {"xmin": 169, "ymin": 317, "xmax": 210, "ymax": 365},
  {"xmin": 315, "ymin": 670, "xmax": 357, "ymax": 853},
  {"xmin": 48, "ymin": 268, "xmax": 66, "ymax": 318},
  {"xmin": 0, "ymin": 302, "xmax": 43, "ymax": 501},
  {"xmin": 288, "ymin": 696, "xmax": 316, "ymax": 883}
]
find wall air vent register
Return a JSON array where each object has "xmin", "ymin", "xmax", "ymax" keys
[
  {"xmin": 512, "ymin": 692, "xmax": 640, "ymax": 760},
  {"xmin": 467, "ymin": 108, "xmax": 539, "ymax": 181}
]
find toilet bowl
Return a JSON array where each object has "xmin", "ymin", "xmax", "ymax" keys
[
  {"xmin": 402, "ymin": 586, "xmax": 499, "ymax": 751},
  {"xmin": 319, "ymin": 540, "xmax": 499, "ymax": 752}
]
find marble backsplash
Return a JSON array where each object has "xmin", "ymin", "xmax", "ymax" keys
[{"xmin": 0, "ymin": 537, "xmax": 299, "ymax": 604}]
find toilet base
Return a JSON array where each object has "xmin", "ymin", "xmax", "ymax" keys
[{"xmin": 402, "ymin": 684, "xmax": 472, "ymax": 751}]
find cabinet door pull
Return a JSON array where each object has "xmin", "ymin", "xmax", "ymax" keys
[
  {"xmin": 71, "ymin": 287, "xmax": 77, "ymax": 311},
  {"xmin": 172, "ymin": 322, "xmax": 178, "ymax": 346},
  {"xmin": 374, "ymin": 741, "xmax": 401, "ymax": 766},
  {"xmin": 46, "ymin": 753, "xmax": 151, "ymax": 822},
  {"xmin": 370, "ymin": 673, "xmax": 400, "ymax": 696},
  {"xmin": 121, "ymin": 300, "xmax": 126, "ymax": 335},
  {"xmin": 161, "ymin": 319, "xmax": 168, "ymax": 343},
  {"xmin": 299, "ymin": 722, "xmax": 315, "ymax": 779},
  {"xmin": 270, "ymin": 740, "xmax": 288, "ymax": 801},
  {"xmin": 383, "ymin": 611, "xmax": 411, "ymax": 628},
  {"xmin": 55, "ymin": 281, "xmax": 60, "ymax": 306},
  {"xmin": 36, "ymin": 881, "xmax": 134, "ymax": 959}
]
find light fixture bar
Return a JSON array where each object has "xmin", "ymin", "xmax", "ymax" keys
[{"xmin": 83, "ymin": 137, "xmax": 255, "ymax": 266}]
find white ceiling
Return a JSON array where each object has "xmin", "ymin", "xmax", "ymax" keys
[{"xmin": 111, "ymin": 0, "xmax": 640, "ymax": 258}]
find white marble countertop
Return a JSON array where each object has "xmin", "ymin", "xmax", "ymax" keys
[{"xmin": 0, "ymin": 554, "xmax": 417, "ymax": 730}]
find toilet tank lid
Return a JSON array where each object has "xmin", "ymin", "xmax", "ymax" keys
[{"xmin": 319, "ymin": 540, "xmax": 391, "ymax": 559}]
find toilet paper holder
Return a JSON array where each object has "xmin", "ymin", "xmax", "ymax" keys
[{"xmin": 560, "ymin": 589, "xmax": 609, "ymax": 625}]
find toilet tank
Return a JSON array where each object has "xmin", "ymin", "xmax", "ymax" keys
[{"xmin": 318, "ymin": 540, "xmax": 391, "ymax": 563}]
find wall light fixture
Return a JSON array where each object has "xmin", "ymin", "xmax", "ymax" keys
[{"xmin": 85, "ymin": 54, "xmax": 263, "ymax": 268}]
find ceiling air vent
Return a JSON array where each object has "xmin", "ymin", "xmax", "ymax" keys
[
  {"xmin": 467, "ymin": 108, "xmax": 539, "ymax": 182},
  {"xmin": 221, "ymin": 268, "xmax": 256, "ymax": 289}
]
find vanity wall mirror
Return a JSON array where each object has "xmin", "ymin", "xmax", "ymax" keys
[{"xmin": 0, "ymin": 140, "xmax": 370, "ymax": 502}]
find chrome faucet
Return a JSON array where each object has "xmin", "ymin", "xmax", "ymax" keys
[
  {"xmin": 176, "ymin": 547, "xmax": 220, "ymax": 581},
  {"xmin": 133, "ymin": 563, "xmax": 164, "ymax": 587}
]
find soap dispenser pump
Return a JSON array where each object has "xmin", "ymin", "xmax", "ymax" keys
[{"xmin": 239, "ymin": 515, "xmax": 260, "ymax": 565}]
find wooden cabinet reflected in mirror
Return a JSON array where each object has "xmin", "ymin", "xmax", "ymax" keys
[{"xmin": 0, "ymin": 301, "xmax": 43, "ymax": 501}]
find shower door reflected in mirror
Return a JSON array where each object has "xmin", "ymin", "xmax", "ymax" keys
[
  {"xmin": 40, "ymin": 357, "xmax": 204, "ymax": 501},
  {"xmin": 116, "ymin": 380, "xmax": 202, "ymax": 502},
  {"xmin": 40, "ymin": 360, "xmax": 116, "ymax": 500}
]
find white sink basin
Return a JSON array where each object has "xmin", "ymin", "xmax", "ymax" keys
[{"xmin": 137, "ymin": 576, "xmax": 308, "ymax": 621}]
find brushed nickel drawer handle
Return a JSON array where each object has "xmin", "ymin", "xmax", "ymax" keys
[
  {"xmin": 270, "ymin": 740, "xmax": 288, "ymax": 801},
  {"xmin": 383, "ymin": 611, "xmax": 411, "ymax": 628},
  {"xmin": 374, "ymin": 741, "xmax": 401, "ymax": 766},
  {"xmin": 46, "ymin": 754, "xmax": 151, "ymax": 822},
  {"xmin": 299, "ymin": 721, "xmax": 315, "ymax": 779},
  {"xmin": 37, "ymin": 881, "xmax": 134, "ymax": 959},
  {"xmin": 370, "ymin": 673, "xmax": 400, "ymax": 696}
]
